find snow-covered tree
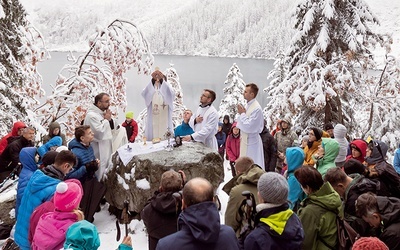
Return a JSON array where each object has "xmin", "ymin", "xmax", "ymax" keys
[
  {"xmin": 358, "ymin": 55, "xmax": 400, "ymax": 153},
  {"xmin": 136, "ymin": 65, "xmax": 185, "ymax": 141},
  {"xmin": 264, "ymin": 49, "xmax": 288, "ymax": 127},
  {"xmin": 0, "ymin": 0, "xmax": 46, "ymax": 135},
  {"xmin": 219, "ymin": 63, "xmax": 246, "ymax": 121},
  {"xmin": 265, "ymin": 0, "xmax": 389, "ymax": 134},
  {"xmin": 35, "ymin": 19, "xmax": 154, "ymax": 138}
]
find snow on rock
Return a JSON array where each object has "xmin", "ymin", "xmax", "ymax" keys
[{"xmin": 136, "ymin": 178, "xmax": 150, "ymax": 190}]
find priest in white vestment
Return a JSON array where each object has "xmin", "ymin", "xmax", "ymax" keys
[
  {"xmin": 236, "ymin": 83, "xmax": 265, "ymax": 170},
  {"xmin": 182, "ymin": 89, "xmax": 218, "ymax": 150},
  {"xmin": 84, "ymin": 93, "xmax": 114, "ymax": 180},
  {"xmin": 141, "ymin": 69, "xmax": 174, "ymax": 140}
]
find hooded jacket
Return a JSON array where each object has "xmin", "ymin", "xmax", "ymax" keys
[
  {"xmin": 365, "ymin": 140, "xmax": 400, "ymax": 198},
  {"xmin": 394, "ymin": 144, "xmax": 400, "ymax": 174},
  {"xmin": 42, "ymin": 122, "xmax": 67, "ymax": 146},
  {"xmin": 225, "ymin": 123, "xmax": 240, "ymax": 162},
  {"xmin": 222, "ymin": 115, "xmax": 232, "ymax": 136},
  {"xmin": 343, "ymin": 174, "xmax": 381, "ymax": 235},
  {"xmin": 225, "ymin": 165, "xmax": 265, "ymax": 236},
  {"xmin": 286, "ymin": 147, "xmax": 306, "ymax": 210},
  {"xmin": 375, "ymin": 196, "xmax": 400, "ymax": 249},
  {"xmin": 244, "ymin": 203, "xmax": 304, "ymax": 250},
  {"xmin": 0, "ymin": 134, "xmax": 34, "ymax": 172},
  {"xmin": 346, "ymin": 139, "xmax": 368, "ymax": 163},
  {"xmin": 0, "ymin": 121, "xmax": 26, "ymax": 154},
  {"xmin": 274, "ymin": 120, "xmax": 297, "ymax": 155},
  {"xmin": 37, "ymin": 136, "xmax": 62, "ymax": 157},
  {"xmin": 316, "ymin": 138, "xmax": 339, "ymax": 177},
  {"xmin": 156, "ymin": 201, "xmax": 239, "ymax": 250},
  {"xmin": 32, "ymin": 211, "xmax": 79, "ymax": 250},
  {"xmin": 141, "ymin": 191, "xmax": 181, "ymax": 250},
  {"xmin": 14, "ymin": 166, "xmax": 64, "ymax": 250},
  {"xmin": 298, "ymin": 182, "xmax": 342, "ymax": 250},
  {"xmin": 303, "ymin": 129, "xmax": 330, "ymax": 167},
  {"xmin": 16, "ymin": 147, "xmax": 38, "ymax": 219},
  {"xmin": 333, "ymin": 124, "xmax": 348, "ymax": 164}
]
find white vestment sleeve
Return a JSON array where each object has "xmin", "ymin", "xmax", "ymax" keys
[
  {"xmin": 191, "ymin": 111, "xmax": 218, "ymax": 143},
  {"xmin": 237, "ymin": 108, "xmax": 264, "ymax": 134}
]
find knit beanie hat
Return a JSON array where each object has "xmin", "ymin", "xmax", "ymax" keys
[
  {"xmin": 125, "ymin": 111, "xmax": 134, "ymax": 119},
  {"xmin": 257, "ymin": 172, "xmax": 288, "ymax": 205},
  {"xmin": 64, "ymin": 220, "xmax": 100, "ymax": 250},
  {"xmin": 352, "ymin": 237, "xmax": 388, "ymax": 250},
  {"xmin": 311, "ymin": 127, "xmax": 322, "ymax": 141},
  {"xmin": 54, "ymin": 180, "xmax": 83, "ymax": 212}
]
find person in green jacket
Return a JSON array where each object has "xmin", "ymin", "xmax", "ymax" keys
[
  {"xmin": 224, "ymin": 156, "xmax": 265, "ymax": 237},
  {"xmin": 295, "ymin": 166, "xmax": 342, "ymax": 250},
  {"xmin": 313, "ymin": 138, "xmax": 339, "ymax": 177}
]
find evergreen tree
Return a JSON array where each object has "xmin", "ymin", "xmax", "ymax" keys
[
  {"xmin": 219, "ymin": 63, "xmax": 246, "ymax": 121},
  {"xmin": 264, "ymin": 49, "xmax": 288, "ymax": 128},
  {"xmin": 0, "ymin": 0, "xmax": 46, "ymax": 135},
  {"xmin": 265, "ymin": 0, "xmax": 389, "ymax": 134}
]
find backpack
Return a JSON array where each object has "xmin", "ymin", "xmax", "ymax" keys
[
  {"xmin": 237, "ymin": 191, "xmax": 257, "ymax": 248},
  {"xmin": 319, "ymin": 216, "xmax": 359, "ymax": 250}
]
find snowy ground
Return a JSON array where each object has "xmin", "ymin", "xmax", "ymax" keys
[{"xmin": 0, "ymin": 159, "xmax": 233, "ymax": 250}]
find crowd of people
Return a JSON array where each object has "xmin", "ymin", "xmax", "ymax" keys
[{"xmin": 1, "ymin": 68, "xmax": 400, "ymax": 250}]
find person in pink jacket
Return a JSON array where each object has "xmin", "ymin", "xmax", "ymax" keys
[
  {"xmin": 32, "ymin": 180, "xmax": 84, "ymax": 250},
  {"xmin": 225, "ymin": 122, "xmax": 240, "ymax": 177}
]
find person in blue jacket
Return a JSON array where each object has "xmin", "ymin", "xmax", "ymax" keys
[
  {"xmin": 37, "ymin": 136, "xmax": 62, "ymax": 157},
  {"xmin": 16, "ymin": 149, "xmax": 58, "ymax": 218},
  {"xmin": 393, "ymin": 143, "xmax": 400, "ymax": 174},
  {"xmin": 156, "ymin": 178, "xmax": 239, "ymax": 250},
  {"xmin": 174, "ymin": 109, "xmax": 194, "ymax": 137},
  {"xmin": 67, "ymin": 125, "xmax": 99, "ymax": 182},
  {"xmin": 15, "ymin": 147, "xmax": 37, "ymax": 218},
  {"xmin": 286, "ymin": 147, "xmax": 306, "ymax": 211},
  {"xmin": 14, "ymin": 150, "xmax": 76, "ymax": 250}
]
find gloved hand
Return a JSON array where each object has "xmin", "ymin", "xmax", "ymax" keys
[{"xmin": 85, "ymin": 160, "xmax": 99, "ymax": 173}]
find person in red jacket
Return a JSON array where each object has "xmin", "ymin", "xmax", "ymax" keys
[
  {"xmin": 121, "ymin": 111, "xmax": 138, "ymax": 143},
  {"xmin": 225, "ymin": 123, "xmax": 240, "ymax": 177},
  {"xmin": 0, "ymin": 121, "xmax": 26, "ymax": 154}
]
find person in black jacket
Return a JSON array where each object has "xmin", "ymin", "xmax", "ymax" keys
[
  {"xmin": 221, "ymin": 115, "xmax": 232, "ymax": 137},
  {"xmin": 156, "ymin": 177, "xmax": 239, "ymax": 250},
  {"xmin": 0, "ymin": 127, "xmax": 35, "ymax": 182},
  {"xmin": 259, "ymin": 121, "xmax": 277, "ymax": 172},
  {"xmin": 356, "ymin": 192, "xmax": 400, "ymax": 249},
  {"xmin": 141, "ymin": 170, "xmax": 184, "ymax": 250}
]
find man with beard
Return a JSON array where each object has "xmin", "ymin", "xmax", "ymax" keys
[{"xmin": 84, "ymin": 93, "xmax": 114, "ymax": 180}]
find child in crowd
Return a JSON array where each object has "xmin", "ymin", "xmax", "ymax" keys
[
  {"xmin": 63, "ymin": 220, "xmax": 133, "ymax": 250},
  {"xmin": 215, "ymin": 122, "xmax": 226, "ymax": 159},
  {"xmin": 32, "ymin": 180, "xmax": 84, "ymax": 250},
  {"xmin": 225, "ymin": 123, "xmax": 240, "ymax": 177},
  {"xmin": 122, "ymin": 111, "xmax": 138, "ymax": 143}
]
